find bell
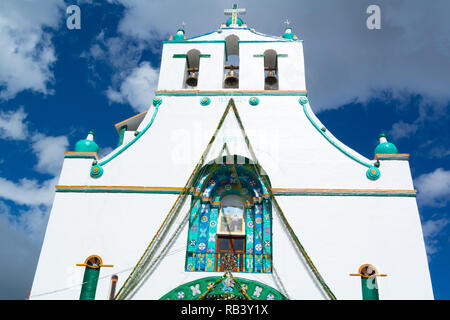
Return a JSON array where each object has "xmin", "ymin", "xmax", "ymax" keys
[
  {"xmin": 185, "ymin": 72, "xmax": 198, "ymax": 87},
  {"xmin": 265, "ymin": 71, "xmax": 278, "ymax": 87},
  {"xmin": 224, "ymin": 69, "xmax": 239, "ymax": 87}
]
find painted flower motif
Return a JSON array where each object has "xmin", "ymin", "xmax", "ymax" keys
[
  {"xmin": 248, "ymin": 221, "xmax": 254, "ymax": 228},
  {"xmin": 264, "ymin": 240, "xmax": 271, "ymax": 247},
  {"xmin": 186, "ymin": 264, "xmax": 194, "ymax": 272},
  {"xmin": 207, "ymin": 247, "xmax": 215, "ymax": 253},
  {"xmin": 201, "ymin": 216, "xmax": 208, "ymax": 223},
  {"xmin": 247, "ymin": 248, "xmax": 254, "ymax": 253},
  {"xmin": 266, "ymin": 294, "xmax": 274, "ymax": 300},
  {"xmin": 221, "ymin": 277, "xmax": 235, "ymax": 292},
  {"xmin": 198, "ymin": 242, "xmax": 206, "ymax": 250},
  {"xmin": 255, "ymin": 217, "xmax": 262, "ymax": 224},
  {"xmin": 210, "ymin": 220, "xmax": 217, "ymax": 227},
  {"xmin": 255, "ymin": 244, "xmax": 262, "ymax": 251},
  {"xmin": 225, "ymin": 184, "xmax": 232, "ymax": 191},
  {"xmin": 241, "ymin": 284, "xmax": 248, "ymax": 292},
  {"xmin": 190, "ymin": 240, "xmax": 196, "ymax": 247},
  {"xmin": 177, "ymin": 291, "xmax": 185, "ymax": 299},
  {"xmin": 250, "ymin": 180, "xmax": 256, "ymax": 186},
  {"xmin": 207, "ymin": 282, "xmax": 215, "ymax": 290}
]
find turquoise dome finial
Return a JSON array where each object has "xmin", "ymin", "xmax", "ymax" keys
[
  {"xmin": 171, "ymin": 22, "xmax": 186, "ymax": 41},
  {"xmin": 282, "ymin": 19, "xmax": 297, "ymax": 39},
  {"xmin": 374, "ymin": 133, "xmax": 398, "ymax": 155},
  {"xmin": 75, "ymin": 131, "xmax": 99, "ymax": 153}
]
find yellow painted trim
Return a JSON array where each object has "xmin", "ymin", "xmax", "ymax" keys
[
  {"xmin": 64, "ymin": 152, "xmax": 99, "ymax": 160},
  {"xmin": 56, "ymin": 185, "xmax": 186, "ymax": 191},
  {"xmin": 271, "ymin": 188, "xmax": 417, "ymax": 194},
  {"xmin": 114, "ymin": 110, "xmax": 148, "ymax": 128}
]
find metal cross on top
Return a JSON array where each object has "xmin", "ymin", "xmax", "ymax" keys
[
  {"xmin": 284, "ymin": 19, "xmax": 290, "ymax": 27},
  {"xmin": 224, "ymin": 4, "xmax": 246, "ymax": 25}
]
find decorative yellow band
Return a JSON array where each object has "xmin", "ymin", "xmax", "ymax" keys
[{"xmin": 55, "ymin": 185, "xmax": 417, "ymax": 197}]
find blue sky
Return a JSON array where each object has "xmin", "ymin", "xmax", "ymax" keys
[{"xmin": 0, "ymin": 0, "xmax": 449, "ymax": 299}]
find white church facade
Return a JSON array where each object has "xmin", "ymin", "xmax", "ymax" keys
[{"xmin": 30, "ymin": 6, "xmax": 433, "ymax": 300}]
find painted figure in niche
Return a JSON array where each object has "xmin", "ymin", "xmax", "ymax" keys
[{"xmin": 219, "ymin": 206, "xmax": 244, "ymax": 234}]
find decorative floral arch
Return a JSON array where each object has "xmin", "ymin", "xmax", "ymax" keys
[{"xmin": 185, "ymin": 155, "xmax": 273, "ymax": 274}]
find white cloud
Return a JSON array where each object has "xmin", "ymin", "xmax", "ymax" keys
[
  {"xmin": 0, "ymin": 176, "xmax": 58, "ymax": 206},
  {"xmin": 106, "ymin": 62, "xmax": 159, "ymax": 112},
  {"xmin": 31, "ymin": 134, "xmax": 69, "ymax": 175},
  {"xmin": 0, "ymin": 107, "xmax": 28, "ymax": 140},
  {"xmin": 415, "ymin": 168, "xmax": 450, "ymax": 207},
  {"xmin": 0, "ymin": 0, "xmax": 65, "ymax": 100},
  {"xmin": 388, "ymin": 121, "xmax": 419, "ymax": 140}
]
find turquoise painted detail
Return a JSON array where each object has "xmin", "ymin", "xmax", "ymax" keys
[
  {"xmin": 249, "ymin": 97, "xmax": 259, "ymax": 106},
  {"xmin": 89, "ymin": 103, "xmax": 160, "ymax": 178},
  {"xmin": 90, "ymin": 165, "xmax": 104, "ymax": 178},
  {"xmin": 375, "ymin": 142, "xmax": 398, "ymax": 155},
  {"xmin": 226, "ymin": 17, "xmax": 244, "ymax": 26},
  {"xmin": 156, "ymin": 91, "xmax": 307, "ymax": 97},
  {"xmin": 75, "ymin": 131, "xmax": 99, "ymax": 153},
  {"xmin": 200, "ymin": 97, "xmax": 211, "ymax": 106},
  {"xmin": 298, "ymin": 96, "xmax": 309, "ymax": 105},
  {"xmin": 153, "ymin": 96, "xmax": 162, "ymax": 106},
  {"xmin": 172, "ymin": 33, "xmax": 185, "ymax": 41},
  {"xmin": 366, "ymin": 166, "xmax": 381, "ymax": 180},
  {"xmin": 301, "ymin": 101, "xmax": 379, "ymax": 178}
]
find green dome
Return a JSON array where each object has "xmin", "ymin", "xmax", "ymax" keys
[
  {"xmin": 226, "ymin": 17, "xmax": 244, "ymax": 26},
  {"xmin": 282, "ymin": 28, "xmax": 295, "ymax": 39},
  {"xmin": 75, "ymin": 131, "xmax": 99, "ymax": 153},
  {"xmin": 374, "ymin": 134, "xmax": 398, "ymax": 155},
  {"xmin": 172, "ymin": 28, "xmax": 185, "ymax": 40}
]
